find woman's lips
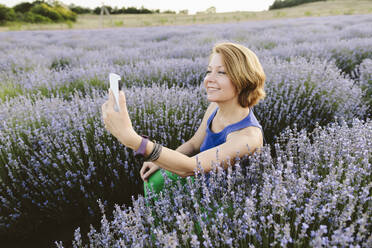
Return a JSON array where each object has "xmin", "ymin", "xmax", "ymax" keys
[{"xmin": 207, "ymin": 87, "xmax": 220, "ymax": 92}]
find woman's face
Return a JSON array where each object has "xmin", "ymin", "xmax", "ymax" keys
[{"xmin": 203, "ymin": 53, "xmax": 238, "ymax": 103}]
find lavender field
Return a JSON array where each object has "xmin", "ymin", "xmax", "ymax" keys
[{"xmin": 0, "ymin": 14, "xmax": 371, "ymax": 247}]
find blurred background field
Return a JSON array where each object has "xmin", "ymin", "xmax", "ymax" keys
[
  {"xmin": 0, "ymin": 0, "xmax": 371, "ymax": 247},
  {"xmin": 1, "ymin": 0, "xmax": 372, "ymax": 31}
]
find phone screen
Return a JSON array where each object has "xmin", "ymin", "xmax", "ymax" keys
[{"xmin": 109, "ymin": 73, "xmax": 121, "ymax": 111}]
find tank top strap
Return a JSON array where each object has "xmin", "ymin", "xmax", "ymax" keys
[
  {"xmin": 206, "ymin": 107, "xmax": 218, "ymax": 129},
  {"xmin": 224, "ymin": 107, "xmax": 262, "ymax": 134}
]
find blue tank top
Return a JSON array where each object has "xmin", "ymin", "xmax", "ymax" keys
[{"xmin": 199, "ymin": 106, "xmax": 263, "ymax": 186}]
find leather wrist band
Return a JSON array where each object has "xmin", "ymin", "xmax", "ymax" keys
[{"xmin": 134, "ymin": 135, "xmax": 149, "ymax": 158}]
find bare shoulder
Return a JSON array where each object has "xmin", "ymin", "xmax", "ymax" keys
[
  {"xmin": 191, "ymin": 125, "xmax": 264, "ymax": 174},
  {"xmin": 227, "ymin": 126, "xmax": 263, "ymax": 148}
]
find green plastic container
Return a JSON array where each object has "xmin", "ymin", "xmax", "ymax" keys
[{"xmin": 144, "ymin": 169, "xmax": 194, "ymax": 199}]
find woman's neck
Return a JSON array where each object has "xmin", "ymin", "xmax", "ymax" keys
[{"xmin": 215, "ymin": 100, "xmax": 250, "ymax": 126}]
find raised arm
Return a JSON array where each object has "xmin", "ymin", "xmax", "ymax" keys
[{"xmin": 137, "ymin": 102, "xmax": 262, "ymax": 177}]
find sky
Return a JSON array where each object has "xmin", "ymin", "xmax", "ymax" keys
[{"xmin": 1, "ymin": 0, "xmax": 276, "ymax": 14}]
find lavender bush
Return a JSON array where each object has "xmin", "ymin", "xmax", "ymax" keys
[
  {"xmin": 357, "ymin": 58, "xmax": 372, "ymax": 116},
  {"xmin": 55, "ymin": 119, "xmax": 371, "ymax": 247},
  {"xmin": 0, "ymin": 85, "xmax": 206, "ymax": 236},
  {"xmin": 256, "ymin": 56, "xmax": 366, "ymax": 143}
]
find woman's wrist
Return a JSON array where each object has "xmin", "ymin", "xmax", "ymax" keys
[
  {"xmin": 126, "ymin": 132, "xmax": 156, "ymax": 159},
  {"xmin": 125, "ymin": 132, "xmax": 158, "ymax": 161},
  {"xmin": 118, "ymin": 129, "xmax": 141, "ymax": 150}
]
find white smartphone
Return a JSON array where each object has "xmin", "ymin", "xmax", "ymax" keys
[{"xmin": 109, "ymin": 73, "xmax": 121, "ymax": 112}]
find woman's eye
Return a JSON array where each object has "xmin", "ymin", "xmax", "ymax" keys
[{"xmin": 205, "ymin": 70, "xmax": 225, "ymax": 76}]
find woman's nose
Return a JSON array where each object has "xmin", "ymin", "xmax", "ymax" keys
[{"xmin": 205, "ymin": 72, "xmax": 217, "ymax": 81}]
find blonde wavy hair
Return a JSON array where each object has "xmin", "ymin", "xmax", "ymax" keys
[{"xmin": 209, "ymin": 42, "xmax": 266, "ymax": 108}]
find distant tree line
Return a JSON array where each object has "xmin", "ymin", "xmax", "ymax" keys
[
  {"xmin": 67, "ymin": 4, "xmax": 182, "ymax": 15},
  {"xmin": 69, "ymin": 5, "xmax": 161, "ymax": 15},
  {"xmin": 269, "ymin": 0, "xmax": 326, "ymax": 10},
  {"xmin": 0, "ymin": 0, "xmax": 76, "ymax": 24},
  {"xmin": 0, "ymin": 0, "xmax": 185, "ymax": 25}
]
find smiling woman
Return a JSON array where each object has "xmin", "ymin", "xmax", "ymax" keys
[{"xmin": 101, "ymin": 42, "xmax": 266, "ymax": 201}]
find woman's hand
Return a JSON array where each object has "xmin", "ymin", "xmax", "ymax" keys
[
  {"xmin": 101, "ymin": 89, "xmax": 138, "ymax": 149},
  {"xmin": 140, "ymin": 162, "xmax": 160, "ymax": 182}
]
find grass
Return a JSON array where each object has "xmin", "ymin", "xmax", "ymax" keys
[
  {"xmin": 0, "ymin": 83, "xmax": 24, "ymax": 100},
  {"xmin": 0, "ymin": 0, "xmax": 371, "ymax": 31},
  {"xmin": 0, "ymin": 78, "xmax": 107, "ymax": 102}
]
